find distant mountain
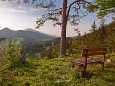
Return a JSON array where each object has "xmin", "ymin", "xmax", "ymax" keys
[
  {"xmin": 24, "ymin": 28, "xmax": 37, "ymax": 32},
  {"xmin": 0, "ymin": 27, "xmax": 56, "ymax": 43}
]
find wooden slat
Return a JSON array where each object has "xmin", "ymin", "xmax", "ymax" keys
[
  {"xmin": 72, "ymin": 58, "xmax": 102, "ymax": 66},
  {"xmin": 82, "ymin": 48, "xmax": 106, "ymax": 57},
  {"xmin": 82, "ymin": 48, "xmax": 106, "ymax": 53},
  {"xmin": 72, "ymin": 60, "xmax": 84, "ymax": 66},
  {"xmin": 87, "ymin": 58, "xmax": 101, "ymax": 64},
  {"xmin": 82, "ymin": 52, "xmax": 106, "ymax": 57},
  {"xmin": 88, "ymin": 52, "xmax": 106, "ymax": 56}
]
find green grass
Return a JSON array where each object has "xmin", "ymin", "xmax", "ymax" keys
[{"xmin": 0, "ymin": 55, "xmax": 115, "ymax": 86}]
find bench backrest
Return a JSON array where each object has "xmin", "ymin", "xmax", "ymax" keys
[
  {"xmin": 81, "ymin": 48, "xmax": 107, "ymax": 67},
  {"xmin": 82, "ymin": 48, "xmax": 106, "ymax": 57}
]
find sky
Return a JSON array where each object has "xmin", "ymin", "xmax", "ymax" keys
[{"xmin": 0, "ymin": 0, "xmax": 113, "ymax": 37}]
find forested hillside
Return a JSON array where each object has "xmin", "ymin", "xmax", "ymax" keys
[
  {"xmin": 39, "ymin": 21, "xmax": 115, "ymax": 58},
  {"xmin": 21, "ymin": 38, "xmax": 60, "ymax": 57},
  {"xmin": 71, "ymin": 21, "xmax": 115, "ymax": 53}
]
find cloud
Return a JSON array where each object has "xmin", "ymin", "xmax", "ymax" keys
[
  {"xmin": 0, "ymin": 2, "xmax": 43, "ymax": 14},
  {"xmin": 0, "ymin": 7, "xmax": 32, "ymax": 13}
]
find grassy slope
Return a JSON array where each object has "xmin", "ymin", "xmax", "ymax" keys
[{"xmin": 0, "ymin": 54, "xmax": 115, "ymax": 86}]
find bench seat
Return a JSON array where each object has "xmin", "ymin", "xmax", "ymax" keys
[{"xmin": 72, "ymin": 58, "xmax": 102, "ymax": 66}]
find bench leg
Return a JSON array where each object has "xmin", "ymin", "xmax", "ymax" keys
[
  {"xmin": 101, "ymin": 62, "xmax": 104, "ymax": 71},
  {"xmin": 72, "ymin": 63, "xmax": 75, "ymax": 68},
  {"xmin": 72, "ymin": 64, "xmax": 87, "ymax": 77},
  {"xmin": 80, "ymin": 70, "xmax": 86, "ymax": 77},
  {"xmin": 80, "ymin": 67, "xmax": 86, "ymax": 77}
]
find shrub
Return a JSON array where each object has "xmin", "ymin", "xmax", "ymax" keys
[{"xmin": 6, "ymin": 39, "xmax": 21, "ymax": 63}]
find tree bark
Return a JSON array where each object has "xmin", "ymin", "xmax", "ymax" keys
[{"xmin": 60, "ymin": 0, "xmax": 67, "ymax": 56}]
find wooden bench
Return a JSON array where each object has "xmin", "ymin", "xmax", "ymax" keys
[{"xmin": 71, "ymin": 48, "xmax": 107, "ymax": 77}]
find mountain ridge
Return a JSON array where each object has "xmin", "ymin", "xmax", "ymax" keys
[{"xmin": 0, "ymin": 27, "xmax": 57, "ymax": 43}]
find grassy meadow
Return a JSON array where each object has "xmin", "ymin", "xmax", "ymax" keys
[{"xmin": 0, "ymin": 54, "xmax": 115, "ymax": 86}]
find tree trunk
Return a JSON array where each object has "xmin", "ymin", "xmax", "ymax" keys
[
  {"xmin": 60, "ymin": 0, "xmax": 67, "ymax": 56},
  {"xmin": 19, "ymin": 49, "xmax": 26, "ymax": 64},
  {"xmin": 19, "ymin": 56, "xmax": 26, "ymax": 64}
]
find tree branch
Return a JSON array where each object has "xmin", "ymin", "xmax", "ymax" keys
[
  {"xmin": 66, "ymin": 0, "xmax": 91, "ymax": 20},
  {"xmin": 66, "ymin": 1, "xmax": 78, "ymax": 20}
]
